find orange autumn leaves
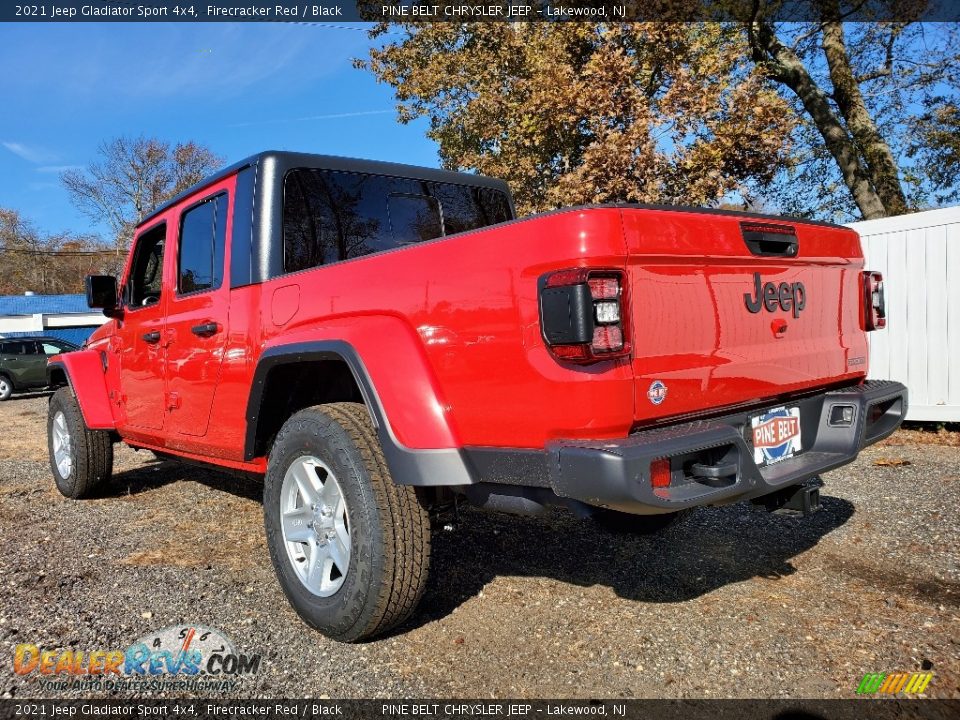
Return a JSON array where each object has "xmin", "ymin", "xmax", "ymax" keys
[{"xmin": 364, "ymin": 23, "xmax": 794, "ymax": 215}]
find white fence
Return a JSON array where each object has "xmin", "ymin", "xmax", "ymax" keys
[{"xmin": 848, "ymin": 205, "xmax": 960, "ymax": 422}]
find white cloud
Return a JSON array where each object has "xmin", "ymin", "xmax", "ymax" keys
[
  {"xmin": 35, "ymin": 165, "xmax": 82, "ymax": 174},
  {"xmin": 0, "ymin": 25, "xmax": 369, "ymax": 114},
  {"xmin": 93, "ymin": 25, "xmax": 358, "ymax": 100},
  {"xmin": 2, "ymin": 142, "xmax": 57, "ymax": 164},
  {"xmin": 229, "ymin": 109, "xmax": 393, "ymax": 128}
]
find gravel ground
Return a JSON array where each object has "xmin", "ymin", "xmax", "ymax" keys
[{"xmin": 0, "ymin": 394, "xmax": 957, "ymax": 699}]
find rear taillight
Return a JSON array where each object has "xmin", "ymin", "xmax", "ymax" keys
[
  {"xmin": 650, "ymin": 458, "xmax": 671, "ymax": 488},
  {"xmin": 539, "ymin": 267, "xmax": 630, "ymax": 363},
  {"xmin": 861, "ymin": 271, "xmax": 886, "ymax": 331}
]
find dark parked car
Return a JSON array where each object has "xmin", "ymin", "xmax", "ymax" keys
[{"xmin": 0, "ymin": 337, "xmax": 79, "ymax": 401}]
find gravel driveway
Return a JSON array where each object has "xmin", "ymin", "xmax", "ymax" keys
[{"xmin": 0, "ymin": 394, "xmax": 957, "ymax": 699}]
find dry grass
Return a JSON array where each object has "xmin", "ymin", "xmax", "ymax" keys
[
  {"xmin": 119, "ymin": 499, "xmax": 264, "ymax": 571},
  {"xmin": 0, "ymin": 397, "xmax": 49, "ymax": 461},
  {"xmin": 881, "ymin": 421, "xmax": 960, "ymax": 447}
]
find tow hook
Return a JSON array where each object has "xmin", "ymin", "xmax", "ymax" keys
[{"xmin": 751, "ymin": 478, "xmax": 822, "ymax": 517}]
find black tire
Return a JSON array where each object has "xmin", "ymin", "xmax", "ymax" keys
[
  {"xmin": 592, "ymin": 508, "xmax": 691, "ymax": 535},
  {"xmin": 264, "ymin": 402, "xmax": 431, "ymax": 642},
  {"xmin": 47, "ymin": 386, "xmax": 113, "ymax": 499},
  {"xmin": 0, "ymin": 374, "xmax": 12, "ymax": 401}
]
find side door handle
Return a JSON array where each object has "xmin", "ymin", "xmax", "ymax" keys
[
  {"xmin": 142, "ymin": 331, "xmax": 161, "ymax": 344},
  {"xmin": 191, "ymin": 322, "xmax": 220, "ymax": 338}
]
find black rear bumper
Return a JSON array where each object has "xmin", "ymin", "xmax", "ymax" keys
[{"xmin": 545, "ymin": 380, "xmax": 907, "ymax": 515}]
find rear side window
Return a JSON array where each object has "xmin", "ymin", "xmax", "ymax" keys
[
  {"xmin": 282, "ymin": 168, "xmax": 512, "ymax": 274},
  {"xmin": 430, "ymin": 182, "xmax": 512, "ymax": 235},
  {"xmin": 178, "ymin": 193, "xmax": 228, "ymax": 295}
]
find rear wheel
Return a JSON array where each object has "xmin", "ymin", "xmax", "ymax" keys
[
  {"xmin": 0, "ymin": 375, "xmax": 11, "ymax": 401},
  {"xmin": 592, "ymin": 508, "xmax": 691, "ymax": 535},
  {"xmin": 264, "ymin": 402, "xmax": 431, "ymax": 642},
  {"xmin": 47, "ymin": 387, "xmax": 113, "ymax": 498}
]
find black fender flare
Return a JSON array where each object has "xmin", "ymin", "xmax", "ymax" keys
[{"xmin": 244, "ymin": 340, "xmax": 474, "ymax": 487}]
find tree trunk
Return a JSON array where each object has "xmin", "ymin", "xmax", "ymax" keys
[
  {"xmin": 819, "ymin": 11, "xmax": 908, "ymax": 215},
  {"xmin": 747, "ymin": 20, "xmax": 890, "ymax": 220}
]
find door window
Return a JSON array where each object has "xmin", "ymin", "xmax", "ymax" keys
[
  {"xmin": 178, "ymin": 193, "xmax": 227, "ymax": 295},
  {"xmin": 127, "ymin": 223, "xmax": 166, "ymax": 308},
  {"xmin": 40, "ymin": 342, "xmax": 67, "ymax": 355}
]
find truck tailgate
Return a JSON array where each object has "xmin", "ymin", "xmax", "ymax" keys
[{"xmin": 620, "ymin": 208, "xmax": 869, "ymax": 425}]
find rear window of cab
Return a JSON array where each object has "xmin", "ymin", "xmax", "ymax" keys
[{"xmin": 281, "ymin": 168, "xmax": 512, "ymax": 274}]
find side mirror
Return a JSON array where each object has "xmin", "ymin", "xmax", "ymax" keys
[{"xmin": 85, "ymin": 275, "xmax": 122, "ymax": 318}]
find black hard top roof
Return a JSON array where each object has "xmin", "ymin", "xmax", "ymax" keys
[{"xmin": 138, "ymin": 150, "xmax": 513, "ymax": 229}]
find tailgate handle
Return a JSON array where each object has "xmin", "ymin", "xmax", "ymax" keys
[
  {"xmin": 741, "ymin": 222, "xmax": 798, "ymax": 257},
  {"xmin": 690, "ymin": 461, "xmax": 738, "ymax": 479}
]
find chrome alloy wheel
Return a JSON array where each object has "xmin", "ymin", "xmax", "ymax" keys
[
  {"xmin": 51, "ymin": 411, "xmax": 72, "ymax": 479},
  {"xmin": 280, "ymin": 456, "xmax": 352, "ymax": 597}
]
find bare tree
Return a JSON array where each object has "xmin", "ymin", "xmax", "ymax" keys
[
  {"xmin": 911, "ymin": 99, "xmax": 960, "ymax": 205},
  {"xmin": 0, "ymin": 208, "xmax": 112, "ymax": 295},
  {"xmin": 745, "ymin": 1, "xmax": 960, "ymax": 219},
  {"xmin": 61, "ymin": 136, "xmax": 223, "ymax": 251}
]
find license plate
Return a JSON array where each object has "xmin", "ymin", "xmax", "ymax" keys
[{"xmin": 750, "ymin": 406, "xmax": 802, "ymax": 466}]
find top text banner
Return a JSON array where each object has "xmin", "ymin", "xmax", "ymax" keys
[{"xmin": 4, "ymin": 1, "xmax": 960, "ymax": 22}]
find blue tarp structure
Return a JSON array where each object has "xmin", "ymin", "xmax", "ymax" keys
[
  {"xmin": 0, "ymin": 294, "xmax": 99, "ymax": 346},
  {"xmin": 0, "ymin": 294, "xmax": 89, "ymax": 315}
]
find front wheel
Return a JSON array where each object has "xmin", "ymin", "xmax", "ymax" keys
[
  {"xmin": 47, "ymin": 386, "xmax": 113, "ymax": 498},
  {"xmin": 263, "ymin": 402, "xmax": 431, "ymax": 642}
]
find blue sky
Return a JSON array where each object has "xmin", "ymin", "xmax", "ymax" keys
[{"xmin": 0, "ymin": 22, "xmax": 437, "ymax": 238}]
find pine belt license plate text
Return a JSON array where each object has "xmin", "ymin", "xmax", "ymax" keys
[{"xmin": 751, "ymin": 406, "xmax": 802, "ymax": 466}]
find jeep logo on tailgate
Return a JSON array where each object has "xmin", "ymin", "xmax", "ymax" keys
[{"xmin": 744, "ymin": 273, "xmax": 806, "ymax": 318}]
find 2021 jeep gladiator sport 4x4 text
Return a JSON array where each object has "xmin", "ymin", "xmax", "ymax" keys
[{"xmin": 46, "ymin": 151, "xmax": 906, "ymax": 641}]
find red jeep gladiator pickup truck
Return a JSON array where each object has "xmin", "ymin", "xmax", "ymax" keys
[{"xmin": 46, "ymin": 151, "xmax": 906, "ymax": 641}]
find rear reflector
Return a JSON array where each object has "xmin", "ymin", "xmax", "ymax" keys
[
  {"xmin": 545, "ymin": 268, "xmax": 592, "ymax": 289},
  {"xmin": 551, "ymin": 344, "xmax": 592, "ymax": 361},
  {"xmin": 650, "ymin": 458, "xmax": 671, "ymax": 488}
]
